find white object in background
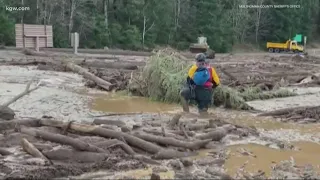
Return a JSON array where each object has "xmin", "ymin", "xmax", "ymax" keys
[
  {"xmin": 198, "ymin": 36, "xmax": 207, "ymax": 44},
  {"xmin": 71, "ymin": 32, "xmax": 79, "ymax": 54}
]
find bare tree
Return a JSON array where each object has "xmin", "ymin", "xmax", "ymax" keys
[
  {"xmin": 142, "ymin": 0, "xmax": 155, "ymax": 47},
  {"xmin": 103, "ymin": 0, "xmax": 109, "ymax": 30},
  {"xmin": 174, "ymin": 0, "xmax": 181, "ymax": 32},
  {"xmin": 68, "ymin": 0, "xmax": 76, "ymax": 42},
  {"xmin": 255, "ymin": 0, "xmax": 263, "ymax": 44},
  {"xmin": 142, "ymin": 15, "xmax": 155, "ymax": 47}
]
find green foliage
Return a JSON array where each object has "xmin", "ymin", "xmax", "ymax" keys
[
  {"xmin": 0, "ymin": 13, "xmax": 14, "ymax": 45},
  {"xmin": 53, "ymin": 25, "xmax": 69, "ymax": 48},
  {"xmin": 121, "ymin": 25, "xmax": 141, "ymax": 50}
]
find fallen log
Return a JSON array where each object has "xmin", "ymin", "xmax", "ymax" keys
[
  {"xmin": 168, "ymin": 113, "xmax": 182, "ymax": 128},
  {"xmin": 134, "ymin": 132, "xmax": 211, "ymax": 150},
  {"xmin": 83, "ymin": 61, "xmax": 138, "ymax": 70},
  {"xmin": 0, "ymin": 118, "xmax": 40, "ymax": 131},
  {"xmin": 195, "ymin": 128, "xmax": 227, "ymax": 141},
  {"xmin": 32, "ymin": 143, "xmax": 54, "ymax": 151},
  {"xmin": 94, "ymin": 139, "xmax": 160, "ymax": 165},
  {"xmin": 187, "ymin": 123, "xmax": 212, "ymax": 131},
  {"xmin": 258, "ymin": 106, "xmax": 320, "ymax": 117},
  {"xmin": 170, "ymin": 129, "xmax": 196, "ymax": 137},
  {"xmin": 19, "ymin": 127, "xmax": 106, "ymax": 153},
  {"xmin": 179, "ymin": 124, "xmax": 190, "ymax": 139},
  {"xmin": 143, "ymin": 127, "xmax": 195, "ymax": 137},
  {"xmin": 93, "ymin": 119, "xmax": 126, "ymax": 127},
  {"xmin": 39, "ymin": 119, "xmax": 163, "ymax": 154},
  {"xmin": 43, "ymin": 148, "xmax": 109, "ymax": 163},
  {"xmin": 0, "ymin": 148, "xmax": 12, "ymax": 155},
  {"xmin": 2, "ymin": 57, "xmax": 141, "ymax": 70},
  {"xmin": 152, "ymin": 149, "xmax": 198, "ymax": 160},
  {"xmin": 94, "ymin": 139, "xmax": 135, "ymax": 155},
  {"xmin": 21, "ymin": 138, "xmax": 52, "ymax": 164},
  {"xmin": 92, "ymin": 112, "xmax": 143, "ymax": 117},
  {"xmin": 142, "ymin": 128, "xmax": 184, "ymax": 140},
  {"xmin": 61, "ymin": 59, "xmax": 113, "ymax": 91},
  {"xmin": 1, "ymin": 59, "xmax": 47, "ymax": 66},
  {"xmin": 99, "ymin": 124, "xmax": 119, "ymax": 130}
]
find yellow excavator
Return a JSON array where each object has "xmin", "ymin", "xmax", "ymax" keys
[{"xmin": 189, "ymin": 36, "xmax": 215, "ymax": 59}]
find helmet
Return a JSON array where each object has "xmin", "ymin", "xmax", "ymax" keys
[{"xmin": 195, "ymin": 53, "xmax": 206, "ymax": 62}]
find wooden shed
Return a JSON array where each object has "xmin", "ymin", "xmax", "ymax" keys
[{"xmin": 15, "ymin": 24, "xmax": 53, "ymax": 51}]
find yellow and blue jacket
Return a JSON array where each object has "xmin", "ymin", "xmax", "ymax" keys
[{"xmin": 187, "ymin": 64, "xmax": 220, "ymax": 88}]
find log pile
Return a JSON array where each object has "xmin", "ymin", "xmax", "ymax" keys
[
  {"xmin": 0, "ymin": 113, "xmax": 263, "ymax": 179},
  {"xmin": 0, "ymin": 57, "xmax": 138, "ymax": 91},
  {"xmin": 259, "ymin": 105, "xmax": 320, "ymax": 123}
]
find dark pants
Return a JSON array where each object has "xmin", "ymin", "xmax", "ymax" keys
[{"xmin": 180, "ymin": 84, "xmax": 213, "ymax": 111}]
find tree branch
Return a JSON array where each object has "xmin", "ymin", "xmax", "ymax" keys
[{"xmin": 1, "ymin": 80, "xmax": 40, "ymax": 108}]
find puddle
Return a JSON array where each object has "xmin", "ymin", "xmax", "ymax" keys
[
  {"xmin": 225, "ymin": 141, "xmax": 320, "ymax": 177},
  {"xmin": 90, "ymin": 93, "xmax": 178, "ymax": 113}
]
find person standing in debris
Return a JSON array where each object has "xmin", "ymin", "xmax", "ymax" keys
[{"xmin": 179, "ymin": 53, "xmax": 220, "ymax": 114}]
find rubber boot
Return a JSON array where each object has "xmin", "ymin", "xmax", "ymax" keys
[
  {"xmin": 180, "ymin": 96, "xmax": 189, "ymax": 112},
  {"xmin": 198, "ymin": 108, "xmax": 209, "ymax": 117}
]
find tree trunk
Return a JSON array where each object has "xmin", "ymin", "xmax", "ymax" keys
[
  {"xmin": 68, "ymin": 0, "xmax": 75, "ymax": 43},
  {"xmin": 152, "ymin": 149, "xmax": 197, "ymax": 160},
  {"xmin": 36, "ymin": 0, "xmax": 40, "ymax": 23},
  {"xmin": 21, "ymin": 138, "xmax": 52, "ymax": 164},
  {"xmin": 103, "ymin": 0, "xmax": 108, "ymax": 30},
  {"xmin": 39, "ymin": 119, "xmax": 163, "ymax": 154},
  {"xmin": 92, "ymin": 119, "xmax": 126, "ymax": 127},
  {"xmin": 258, "ymin": 106, "xmax": 320, "ymax": 117},
  {"xmin": 19, "ymin": 127, "xmax": 106, "ymax": 153},
  {"xmin": 43, "ymin": 148, "xmax": 109, "ymax": 163},
  {"xmin": 133, "ymin": 132, "xmax": 211, "ymax": 150},
  {"xmin": 142, "ymin": 15, "xmax": 146, "ymax": 47},
  {"xmin": 195, "ymin": 127, "xmax": 227, "ymax": 141},
  {"xmin": 255, "ymin": 0, "xmax": 263, "ymax": 44},
  {"xmin": 0, "ymin": 119, "xmax": 40, "ymax": 131},
  {"xmin": 0, "ymin": 148, "xmax": 12, "ymax": 156},
  {"xmin": 94, "ymin": 139, "xmax": 135, "ymax": 155},
  {"xmin": 61, "ymin": 59, "xmax": 113, "ymax": 90}
]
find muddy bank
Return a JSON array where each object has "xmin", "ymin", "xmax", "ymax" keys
[{"xmin": 0, "ymin": 66, "xmax": 98, "ymax": 122}]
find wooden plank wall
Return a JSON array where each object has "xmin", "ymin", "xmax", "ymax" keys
[{"xmin": 15, "ymin": 24, "xmax": 53, "ymax": 48}]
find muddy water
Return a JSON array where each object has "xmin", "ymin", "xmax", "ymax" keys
[
  {"xmin": 225, "ymin": 141, "xmax": 320, "ymax": 177},
  {"xmin": 89, "ymin": 94, "xmax": 320, "ymax": 178},
  {"xmin": 91, "ymin": 93, "xmax": 178, "ymax": 113}
]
